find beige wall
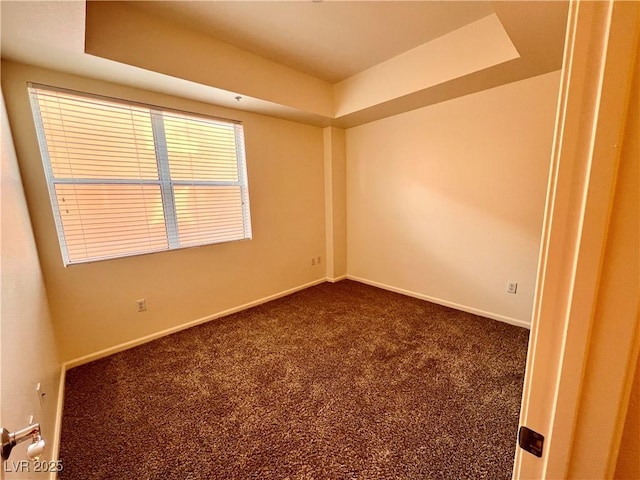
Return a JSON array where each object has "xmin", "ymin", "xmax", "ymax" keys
[
  {"xmin": 346, "ymin": 70, "xmax": 561, "ymax": 325},
  {"xmin": 1, "ymin": 59, "xmax": 561, "ymax": 361},
  {"xmin": 323, "ymin": 127, "xmax": 347, "ymax": 281},
  {"xmin": 1, "ymin": 89, "xmax": 61, "ymax": 476},
  {"xmin": 0, "ymin": 58, "xmax": 561, "ymax": 369},
  {"xmin": 1, "ymin": 60, "xmax": 327, "ymax": 363}
]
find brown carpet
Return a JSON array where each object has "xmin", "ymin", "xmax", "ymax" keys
[{"xmin": 59, "ymin": 280, "xmax": 529, "ymax": 479}]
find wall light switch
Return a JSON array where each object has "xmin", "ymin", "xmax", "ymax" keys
[{"xmin": 507, "ymin": 282, "xmax": 518, "ymax": 294}]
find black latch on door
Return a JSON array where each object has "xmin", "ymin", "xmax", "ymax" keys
[{"xmin": 518, "ymin": 426, "xmax": 544, "ymax": 458}]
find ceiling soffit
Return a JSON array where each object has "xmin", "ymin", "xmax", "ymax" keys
[
  {"xmin": 84, "ymin": 1, "xmax": 567, "ymax": 127},
  {"xmin": 2, "ymin": 1, "xmax": 568, "ymax": 127}
]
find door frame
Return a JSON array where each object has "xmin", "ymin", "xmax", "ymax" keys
[{"xmin": 514, "ymin": 1, "xmax": 640, "ymax": 478}]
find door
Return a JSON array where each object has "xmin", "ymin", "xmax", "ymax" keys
[{"xmin": 514, "ymin": 1, "xmax": 640, "ymax": 478}]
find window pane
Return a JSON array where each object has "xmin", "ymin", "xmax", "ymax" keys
[
  {"xmin": 30, "ymin": 85, "xmax": 252, "ymax": 265},
  {"xmin": 36, "ymin": 90, "xmax": 158, "ymax": 180},
  {"xmin": 55, "ymin": 184, "xmax": 168, "ymax": 262},
  {"xmin": 174, "ymin": 185, "xmax": 245, "ymax": 246},
  {"xmin": 164, "ymin": 114, "xmax": 239, "ymax": 182}
]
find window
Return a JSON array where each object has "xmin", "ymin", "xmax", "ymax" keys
[{"xmin": 28, "ymin": 84, "xmax": 252, "ymax": 266}]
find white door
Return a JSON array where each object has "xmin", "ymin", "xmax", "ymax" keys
[{"xmin": 514, "ymin": 1, "xmax": 640, "ymax": 478}]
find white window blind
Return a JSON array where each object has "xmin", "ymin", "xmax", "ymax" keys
[{"xmin": 28, "ymin": 84, "xmax": 252, "ymax": 266}]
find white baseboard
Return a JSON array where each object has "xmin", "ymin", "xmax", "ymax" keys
[
  {"xmin": 51, "ymin": 274, "xmax": 526, "ymax": 471},
  {"xmin": 64, "ymin": 277, "xmax": 327, "ymax": 370},
  {"xmin": 49, "ymin": 366, "xmax": 66, "ymax": 480},
  {"xmin": 326, "ymin": 275, "xmax": 347, "ymax": 283},
  {"xmin": 54, "ymin": 277, "xmax": 328, "ymax": 471},
  {"xmin": 346, "ymin": 275, "xmax": 531, "ymax": 329}
]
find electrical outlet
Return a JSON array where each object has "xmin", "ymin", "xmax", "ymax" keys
[
  {"xmin": 317, "ymin": 256, "xmax": 322, "ymax": 264},
  {"xmin": 311, "ymin": 258, "xmax": 316, "ymax": 266},
  {"xmin": 136, "ymin": 299, "xmax": 147, "ymax": 312},
  {"xmin": 507, "ymin": 282, "xmax": 518, "ymax": 294}
]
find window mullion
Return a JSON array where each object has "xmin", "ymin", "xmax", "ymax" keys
[{"xmin": 150, "ymin": 110, "xmax": 180, "ymax": 249}]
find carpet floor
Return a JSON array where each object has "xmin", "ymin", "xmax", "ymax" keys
[{"xmin": 58, "ymin": 280, "xmax": 529, "ymax": 480}]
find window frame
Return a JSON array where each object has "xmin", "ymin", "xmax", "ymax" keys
[{"xmin": 28, "ymin": 83, "xmax": 252, "ymax": 266}]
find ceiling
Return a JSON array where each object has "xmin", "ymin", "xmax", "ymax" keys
[
  {"xmin": 0, "ymin": 1, "xmax": 569, "ymax": 127},
  {"xmin": 126, "ymin": 1, "xmax": 496, "ymax": 83}
]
